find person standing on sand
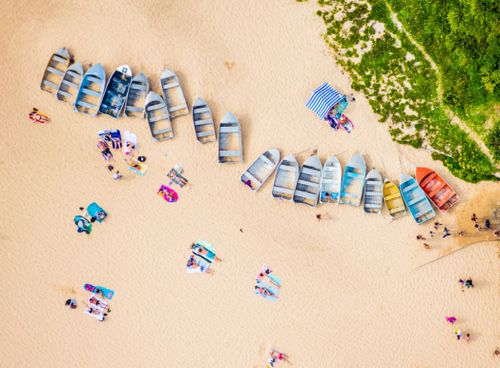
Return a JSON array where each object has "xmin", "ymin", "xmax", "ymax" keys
[
  {"xmin": 471, "ymin": 213, "xmax": 477, "ymax": 222},
  {"xmin": 442, "ymin": 227, "xmax": 451, "ymax": 238},
  {"xmin": 455, "ymin": 328, "xmax": 463, "ymax": 340},
  {"xmin": 429, "ymin": 230, "xmax": 435, "ymax": 238},
  {"xmin": 465, "ymin": 278, "xmax": 474, "ymax": 288},
  {"xmin": 446, "ymin": 316, "xmax": 457, "ymax": 324},
  {"xmin": 433, "ymin": 221, "xmax": 442, "ymax": 230}
]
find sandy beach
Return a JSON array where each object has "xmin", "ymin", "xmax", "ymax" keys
[{"xmin": 0, "ymin": 1, "xmax": 498, "ymax": 367}]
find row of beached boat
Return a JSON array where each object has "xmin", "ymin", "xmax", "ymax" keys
[
  {"xmin": 40, "ymin": 48, "xmax": 243, "ymax": 161},
  {"xmin": 240, "ymin": 150, "xmax": 460, "ymax": 224}
]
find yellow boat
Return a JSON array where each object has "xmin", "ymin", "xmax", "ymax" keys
[{"xmin": 383, "ymin": 179, "xmax": 406, "ymax": 220}]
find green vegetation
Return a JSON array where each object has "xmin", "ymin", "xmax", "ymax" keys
[{"xmin": 300, "ymin": 0, "xmax": 499, "ymax": 182}]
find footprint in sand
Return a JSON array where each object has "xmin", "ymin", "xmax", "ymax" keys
[{"xmin": 224, "ymin": 61, "xmax": 235, "ymax": 70}]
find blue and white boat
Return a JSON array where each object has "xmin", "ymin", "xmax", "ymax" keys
[
  {"xmin": 74, "ymin": 64, "xmax": 106, "ymax": 117},
  {"xmin": 99, "ymin": 65, "xmax": 132, "ymax": 118},
  {"xmin": 399, "ymin": 173, "xmax": 436, "ymax": 224},
  {"xmin": 319, "ymin": 155, "xmax": 342, "ymax": 204},
  {"xmin": 339, "ymin": 153, "xmax": 366, "ymax": 206}
]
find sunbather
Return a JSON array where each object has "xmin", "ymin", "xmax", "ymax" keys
[
  {"xmin": 191, "ymin": 243, "xmax": 222, "ymax": 262},
  {"xmin": 187, "ymin": 255, "xmax": 214, "ymax": 274},
  {"xmin": 255, "ymin": 285, "xmax": 277, "ymax": 298},
  {"xmin": 89, "ymin": 296, "xmax": 111, "ymax": 313},
  {"xmin": 97, "ymin": 140, "xmax": 113, "ymax": 161}
]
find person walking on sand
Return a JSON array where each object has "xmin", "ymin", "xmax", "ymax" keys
[
  {"xmin": 112, "ymin": 171, "xmax": 122, "ymax": 180},
  {"xmin": 434, "ymin": 221, "xmax": 442, "ymax": 230},
  {"xmin": 471, "ymin": 213, "xmax": 477, "ymax": 222},
  {"xmin": 429, "ymin": 230, "xmax": 435, "ymax": 238},
  {"xmin": 484, "ymin": 219, "xmax": 491, "ymax": 230},
  {"xmin": 459, "ymin": 278, "xmax": 465, "ymax": 291},
  {"xmin": 423, "ymin": 243, "xmax": 431, "ymax": 249},
  {"xmin": 455, "ymin": 328, "xmax": 463, "ymax": 340},
  {"xmin": 463, "ymin": 333, "xmax": 471, "ymax": 343},
  {"xmin": 442, "ymin": 227, "xmax": 451, "ymax": 238},
  {"xmin": 416, "ymin": 234, "xmax": 425, "ymax": 240},
  {"xmin": 446, "ymin": 316, "xmax": 457, "ymax": 324}
]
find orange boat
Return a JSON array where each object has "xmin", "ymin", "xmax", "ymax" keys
[{"xmin": 415, "ymin": 167, "xmax": 460, "ymax": 213}]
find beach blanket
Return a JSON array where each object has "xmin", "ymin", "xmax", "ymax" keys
[
  {"xmin": 126, "ymin": 158, "xmax": 148, "ymax": 175},
  {"xmin": 86, "ymin": 202, "xmax": 107, "ymax": 223},
  {"xmin": 84, "ymin": 283, "xmax": 115, "ymax": 300},
  {"xmin": 122, "ymin": 130, "xmax": 137, "ymax": 157},
  {"xmin": 158, "ymin": 185, "xmax": 178, "ymax": 203},
  {"xmin": 167, "ymin": 166, "xmax": 188, "ymax": 188},
  {"xmin": 74, "ymin": 215, "xmax": 92, "ymax": 234},
  {"xmin": 98, "ymin": 129, "xmax": 122, "ymax": 150}
]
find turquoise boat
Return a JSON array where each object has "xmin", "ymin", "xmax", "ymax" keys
[
  {"xmin": 339, "ymin": 153, "xmax": 366, "ymax": 206},
  {"xmin": 399, "ymin": 173, "xmax": 436, "ymax": 224}
]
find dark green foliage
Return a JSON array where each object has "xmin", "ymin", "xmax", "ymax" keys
[{"xmin": 297, "ymin": 0, "xmax": 498, "ymax": 182}]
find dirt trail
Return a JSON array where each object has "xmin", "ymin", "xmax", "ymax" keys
[{"xmin": 384, "ymin": 0, "xmax": 497, "ymax": 166}]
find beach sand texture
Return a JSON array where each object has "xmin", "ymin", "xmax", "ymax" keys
[{"xmin": 0, "ymin": 1, "xmax": 498, "ymax": 367}]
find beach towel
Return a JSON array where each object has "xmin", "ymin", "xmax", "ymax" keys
[
  {"xmin": 84, "ymin": 283, "xmax": 115, "ymax": 300},
  {"xmin": 126, "ymin": 158, "xmax": 148, "ymax": 175},
  {"xmin": 122, "ymin": 130, "xmax": 137, "ymax": 156},
  {"xmin": 86, "ymin": 202, "xmax": 107, "ymax": 223},
  {"xmin": 74, "ymin": 215, "xmax": 92, "ymax": 234},
  {"xmin": 158, "ymin": 185, "xmax": 178, "ymax": 202},
  {"xmin": 167, "ymin": 167, "xmax": 188, "ymax": 188},
  {"xmin": 98, "ymin": 129, "xmax": 122, "ymax": 150}
]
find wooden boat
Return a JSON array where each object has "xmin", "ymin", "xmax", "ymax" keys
[
  {"xmin": 293, "ymin": 155, "xmax": 322, "ymax": 207},
  {"xmin": 192, "ymin": 97, "xmax": 216, "ymax": 143},
  {"xmin": 99, "ymin": 65, "xmax": 132, "ymax": 118},
  {"xmin": 160, "ymin": 69, "xmax": 188, "ymax": 119},
  {"xmin": 416, "ymin": 167, "xmax": 460, "ymax": 213},
  {"xmin": 363, "ymin": 168, "xmax": 383, "ymax": 214},
  {"xmin": 400, "ymin": 174, "xmax": 436, "ymax": 224},
  {"xmin": 339, "ymin": 153, "xmax": 366, "ymax": 206},
  {"xmin": 218, "ymin": 112, "xmax": 242, "ymax": 163},
  {"xmin": 41, "ymin": 47, "xmax": 71, "ymax": 94},
  {"xmin": 125, "ymin": 72, "xmax": 149, "ymax": 118},
  {"xmin": 241, "ymin": 149, "xmax": 280, "ymax": 192},
  {"xmin": 56, "ymin": 62, "xmax": 84, "ymax": 104},
  {"xmin": 145, "ymin": 92, "xmax": 173, "ymax": 141},
  {"xmin": 74, "ymin": 64, "xmax": 106, "ymax": 117},
  {"xmin": 383, "ymin": 179, "xmax": 406, "ymax": 220},
  {"xmin": 272, "ymin": 155, "xmax": 299, "ymax": 201},
  {"xmin": 319, "ymin": 155, "xmax": 342, "ymax": 204}
]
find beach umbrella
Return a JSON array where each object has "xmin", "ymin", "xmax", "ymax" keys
[{"xmin": 305, "ymin": 82, "xmax": 345, "ymax": 120}]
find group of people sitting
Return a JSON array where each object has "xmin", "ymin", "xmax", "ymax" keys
[{"xmin": 255, "ymin": 266, "xmax": 281, "ymax": 300}]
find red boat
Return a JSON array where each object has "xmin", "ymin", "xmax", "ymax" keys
[{"xmin": 415, "ymin": 167, "xmax": 460, "ymax": 213}]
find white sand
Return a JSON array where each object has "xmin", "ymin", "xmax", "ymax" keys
[{"xmin": 0, "ymin": 1, "xmax": 498, "ymax": 367}]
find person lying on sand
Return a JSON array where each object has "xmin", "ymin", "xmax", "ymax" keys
[
  {"xmin": 191, "ymin": 243, "xmax": 222, "ymax": 262},
  {"xmin": 88, "ymin": 296, "xmax": 111, "ymax": 313},
  {"xmin": 97, "ymin": 140, "xmax": 113, "ymax": 161},
  {"xmin": 255, "ymin": 285, "xmax": 277, "ymax": 298},
  {"xmin": 187, "ymin": 255, "xmax": 214, "ymax": 274}
]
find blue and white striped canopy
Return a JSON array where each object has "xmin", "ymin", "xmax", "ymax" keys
[{"xmin": 305, "ymin": 82, "xmax": 345, "ymax": 120}]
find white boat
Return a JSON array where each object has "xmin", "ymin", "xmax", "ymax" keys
[
  {"xmin": 192, "ymin": 97, "xmax": 216, "ymax": 143},
  {"xmin": 125, "ymin": 72, "xmax": 149, "ymax": 118},
  {"xmin": 74, "ymin": 64, "xmax": 106, "ymax": 117},
  {"xmin": 363, "ymin": 168, "xmax": 383, "ymax": 214},
  {"xmin": 293, "ymin": 155, "xmax": 322, "ymax": 207},
  {"xmin": 218, "ymin": 112, "xmax": 243, "ymax": 163},
  {"xmin": 240, "ymin": 149, "xmax": 280, "ymax": 192},
  {"xmin": 272, "ymin": 155, "xmax": 299, "ymax": 201},
  {"xmin": 145, "ymin": 91, "xmax": 173, "ymax": 141},
  {"xmin": 56, "ymin": 62, "xmax": 84, "ymax": 105},
  {"xmin": 160, "ymin": 69, "xmax": 188, "ymax": 118},
  {"xmin": 41, "ymin": 47, "xmax": 71, "ymax": 94},
  {"xmin": 319, "ymin": 155, "xmax": 342, "ymax": 204}
]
